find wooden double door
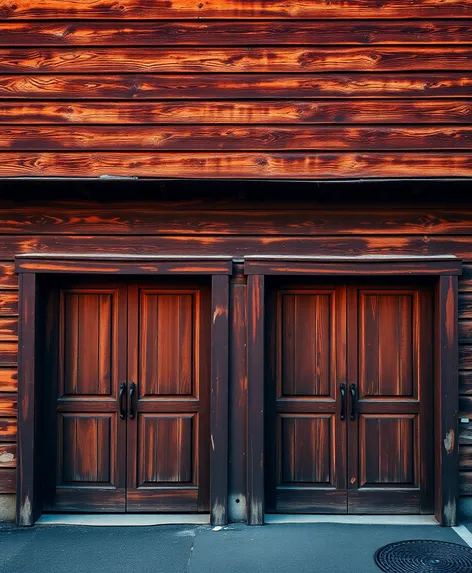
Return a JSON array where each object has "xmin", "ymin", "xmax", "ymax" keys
[
  {"xmin": 265, "ymin": 281, "xmax": 434, "ymax": 515},
  {"xmin": 42, "ymin": 279, "xmax": 210, "ymax": 513}
]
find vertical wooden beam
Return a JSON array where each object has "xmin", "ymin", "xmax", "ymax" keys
[
  {"xmin": 228, "ymin": 264, "xmax": 247, "ymax": 522},
  {"xmin": 435, "ymin": 275, "xmax": 459, "ymax": 526},
  {"xmin": 16, "ymin": 272, "xmax": 37, "ymax": 526},
  {"xmin": 247, "ymin": 274, "xmax": 265, "ymax": 525},
  {"xmin": 210, "ymin": 274, "xmax": 229, "ymax": 526}
]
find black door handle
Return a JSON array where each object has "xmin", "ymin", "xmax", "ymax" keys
[
  {"xmin": 350, "ymin": 383, "xmax": 357, "ymax": 421},
  {"xmin": 340, "ymin": 383, "xmax": 346, "ymax": 421},
  {"xmin": 129, "ymin": 382, "xmax": 136, "ymax": 420},
  {"xmin": 119, "ymin": 382, "xmax": 127, "ymax": 420}
]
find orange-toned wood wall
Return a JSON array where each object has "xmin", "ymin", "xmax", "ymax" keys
[
  {"xmin": 0, "ymin": 0, "xmax": 471, "ymax": 178},
  {"xmin": 1, "ymin": 182, "xmax": 472, "ymax": 508}
]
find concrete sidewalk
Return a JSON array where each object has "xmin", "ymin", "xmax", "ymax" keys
[{"xmin": 0, "ymin": 522, "xmax": 468, "ymax": 573}]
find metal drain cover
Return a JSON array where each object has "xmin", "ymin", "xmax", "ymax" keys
[{"xmin": 374, "ymin": 540, "xmax": 472, "ymax": 572}]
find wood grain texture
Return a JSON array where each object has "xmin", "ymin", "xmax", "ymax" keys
[
  {"xmin": 0, "ymin": 292, "xmax": 18, "ymax": 316},
  {"xmin": 1, "ymin": 100, "xmax": 470, "ymax": 125},
  {"xmin": 2, "ymin": 21, "xmax": 471, "ymax": 46},
  {"xmin": 5, "ymin": 205, "xmax": 472, "ymax": 236},
  {"xmin": 210, "ymin": 274, "xmax": 229, "ymax": 525},
  {"xmin": 16, "ymin": 272, "xmax": 36, "ymax": 525},
  {"xmin": 0, "ymin": 152, "xmax": 471, "ymax": 179},
  {"xmin": 3, "ymin": 234, "xmax": 472, "ymax": 259},
  {"xmin": 436, "ymin": 275, "xmax": 459, "ymax": 525},
  {"xmin": 247, "ymin": 274, "xmax": 264, "ymax": 525},
  {"xmin": 1, "ymin": 74, "xmax": 470, "ymax": 100},
  {"xmin": 0, "ymin": 418, "xmax": 16, "ymax": 442},
  {"xmin": 2, "ymin": 126, "xmax": 472, "ymax": 151},
  {"xmin": 0, "ymin": 264, "xmax": 17, "ymax": 289},
  {"xmin": 2, "ymin": 47, "xmax": 472, "ymax": 73},
  {"xmin": 0, "ymin": 469, "xmax": 15, "ymax": 493},
  {"xmin": 0, "ymin": 368, "xmax": 17, "ymax": 392},
  {"xmin": 0, "ymin": 0, "xmax": 469, "ymax": 19}
]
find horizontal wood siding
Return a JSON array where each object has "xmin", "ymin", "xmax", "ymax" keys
[
  {"xmin": 1, "ymin": 195, "xmax": 472, "ymax": 499},
  {"xmin": 0, "ymin": 3, "xmax": 470, "ymax": 178}
]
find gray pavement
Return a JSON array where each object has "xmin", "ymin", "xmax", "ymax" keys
[{"xmin": 0, "ymin": 522, "xmax": 467, "ymax": 573}]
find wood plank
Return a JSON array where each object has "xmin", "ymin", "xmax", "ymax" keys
[
  {"xmin": 0, "ymin": 468, "xmax": 15, "ymax": 494},
  {"xmin": 2, "ymin": 235, "xmax": 472, "ymax": 259},
  {"xmin": 247, "ymin": 274, "xmax": 264, "ymax": 525},
  {"xmin": 210, "ymin": 275, "xmax": 229, "ymax": 526},
  {"xmin": 0, "ymin": 0, "xmax": 469, "ymax": 19},
  {"xmin": 5, "ymin": 206, "xmax": 472, "ymax": 236},
  {"xmin": 0, "ymin": 342, "xmax": 17, "ymax": 365},
  {"xmin": 16, "ymin": 272, "xmax": 37, "ymax": 525},
  {"xmin": 435, "ymin": 275, "xmax": 459, "ymax": 525},
  {"xmin": 1, "ymin": 100, "xmax": 470, "ymax": 125},
  {"xmin": 0, "ymin": 152, "xmax": 471, "ymax": 179},
  {"xmin": 1, "ymin": 21, "xmax": 471, "ymax": 46},
  {"xmin": 2, "ymin": 47, "xmax": 472, "ymax": 73},
  {"xmin": 458, "ymin": 395, "xmax": 472, "ymax": 417},
  {"xmin": 460, "ymin": 265, "xmax": 472, "ymax": 292},
  {"xmin": 0, "ymin": 263, "xmax": 16, "ymax": 289},
  {"xmin": 0, "ymin": 368, "xmax": 17, "ymax": 392},
  {"xmin": 2, "ymin": 126, "xmax": 472, "ymax": 152},
  {"xmin": 0, "ymin": 418, "xmax": 16, "ymax": 442},
  {"xmin": 0, "ymin": 444, "xmax": 16, "ymax": 468},
  {"xmin": 0, "ymin": 292, "xmax": 18, "ymax": 316},
  {"xmin": 0, "ymin": 394, "xmax": 17, "ymax": 416},
  {"xmin": 460, "ymin": 346, "xmax": 472, "ymax": 370},
  {"xmin": 459, "ymin": 294, "xmax": 472, "ymax": 318},
  {"xmin": 0, "ymin": 318, "xmax": 17, "ymax": 341},
  {"xmin": 228, "ymin": 264, "xmax": 247, "ymax": 521},
  {"xmin": 1, "ymin": 74, "xmax": 470, "ymax": 100},
  {"xmin": 460, "ymin": 371, "xmax": 472, "ymax": 395},
  {"xmin": 459, "ymin": 321, "xmax": 472, "ymax": 344},
  {"xmin": 459, "ymin": 422, "xmax": 472, "ymax": 445}
]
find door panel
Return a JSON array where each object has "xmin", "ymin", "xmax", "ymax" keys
[
  {"xmin": 266, "ymin": 285, "xmax": 347, "ymax": 514},
  {"xmin": 126, "ymin": 283, "xmax": 210, "ymax": 512},
  {"xmin": 348, "ymin": 285, "xmax": 433, "ymax": 514},
  {"xmin": 45, "ymin": 284, "xmax": 127, "ymax": 512}
]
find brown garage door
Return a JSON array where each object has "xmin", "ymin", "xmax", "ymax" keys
[{"xmin": 265, "ymin": 281, "xmax": 433, "ymax": 515}]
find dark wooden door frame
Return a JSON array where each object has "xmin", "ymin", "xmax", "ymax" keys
[
  {"xmin": 15, "ymin": 254, "xmax": 231, "ymax": 527},
  {"xmin": 244, "ymin": 255, "xmax": 461, "ymax": 526}
]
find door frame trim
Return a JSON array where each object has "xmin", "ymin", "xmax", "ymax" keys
[
  {"xmin": 15, "ymin": 254, "xmax": 232, "ymax": 527},
  {"xmin": 244, "ymin": 255, "xmax": 461, "ymax": 526}
]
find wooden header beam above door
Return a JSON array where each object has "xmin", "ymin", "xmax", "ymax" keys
[
  {"xmin": 244, "ymin": 255, "xmax": 462, "ymax": 276},
  {"xmin": 15, "ymin": 254, "xmax": 233, "ymax": 276}
]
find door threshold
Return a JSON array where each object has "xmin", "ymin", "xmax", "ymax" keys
[
  {"xmin": 36, "ymin": 514, "xmax": 210, "ymax": 527},
  {"xmin": 265, "ymin": 515, "xmax": 438, "ymax": 526}
]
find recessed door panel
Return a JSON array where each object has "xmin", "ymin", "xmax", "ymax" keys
[
  {"xmin": 138, "ymin": 414, "xmax": 194, "ymax": 485},
  {"xmin": 348, "ymin": 285, "xmax": 433, "ymax": 515},
  {"xmin": 266, "ymin": 285, "xmax": 347, "ymax": 514},
  {"xmin": 45, "ymin": 284, "xmax": 127, "ymax": 512},
  {"xmin": 140, "ymin": 293, "xmax": 194, "ymax": 397},
  {"xmin": 127, "ymin": 283, "xmax": 210, "ymax": 512}
]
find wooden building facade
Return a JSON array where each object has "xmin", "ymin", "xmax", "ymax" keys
[{"xmin": 0, "ymin": 1, "xmax": 470, "ymax": 527}]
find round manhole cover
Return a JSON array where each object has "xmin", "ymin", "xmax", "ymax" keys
[{"xmin": 374, "ymin": 540, "xmax": 472, "ymax": 572}]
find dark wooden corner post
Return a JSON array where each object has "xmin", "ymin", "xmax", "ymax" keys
[
  {"xmin": 15, "ymin": 254, "xmax": 231, "ymax": 526},
  {"xmin": 17, "ymin": 272, "xmax": 38, "ymax": 526},
  {"xmin": 244, "ymin": 255, "xmax": 461, "ymax": 527},
  {"xmin": 436, "ymin": 275, "xmax": 459, "ymax": 526}
]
